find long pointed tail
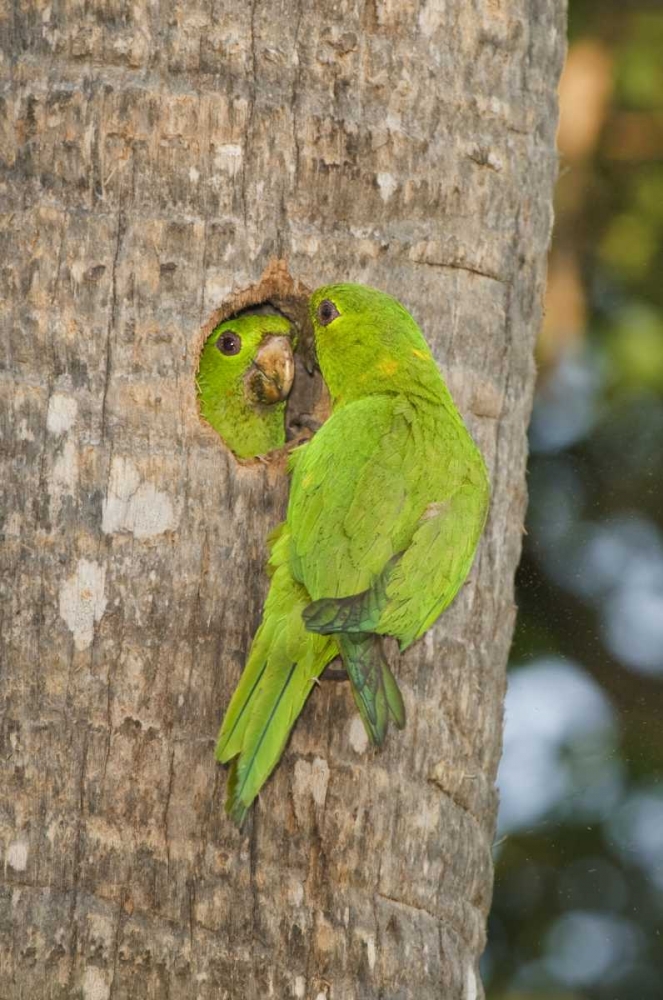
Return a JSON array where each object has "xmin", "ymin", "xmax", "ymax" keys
[
  {"xmin": 216, "ymin": 565, "xmax": 336, "ymax": 825},
  {"xmin": 337, "ymin": 633, "xmax": 405, "ymax": 747}
]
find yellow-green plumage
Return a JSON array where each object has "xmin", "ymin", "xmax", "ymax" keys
[{"xmin": 216, "ymin": 283, "xmax": 489, "ymax": 822}]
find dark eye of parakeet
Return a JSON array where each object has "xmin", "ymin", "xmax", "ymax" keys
[
  {"xmin": 317, "ymin": 299, "xmax": 340, "ymax": 326},
  {"xmin": 217, "ymin": 331, "xmax": 242, "ymax": 356}
]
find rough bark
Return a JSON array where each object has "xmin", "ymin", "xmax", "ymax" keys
[{"xmin": 0, "ymin": 2, "xmax": 565, "ymax": 998}]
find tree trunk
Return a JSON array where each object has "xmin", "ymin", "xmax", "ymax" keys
[{"xmin": 0, "ymin": 2, "xmax": 565, "ymax": 998}]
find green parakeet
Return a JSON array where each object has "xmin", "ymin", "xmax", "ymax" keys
[
  {"xmin": 216, "ymin": 284, "xmax": 490, "ymax": 823},
  {"xmin": 197, "ymin": 313, "xmax": 295, "ymax": 460}
]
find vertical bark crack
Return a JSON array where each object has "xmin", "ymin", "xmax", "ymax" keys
[{"xmin": 101, "ymin": 204, "xmax": 125, "ymax": 439}]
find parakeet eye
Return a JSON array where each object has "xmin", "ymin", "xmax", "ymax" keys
[
  {"xmin": 317, "ymin": 299, "xmax": 340, "ymax": 326},
  {"xmin": 216, "ymin": 331, "xmax": 242, "ymax": 356}
]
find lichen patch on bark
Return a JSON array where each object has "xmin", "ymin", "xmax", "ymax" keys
[
  {"xmin": 58, "ymin": 558, "xmax": 108, "ymax": 651},
  {"xmin": 101, "ymin": 456, "xmax": 180, "ymax": 539}
]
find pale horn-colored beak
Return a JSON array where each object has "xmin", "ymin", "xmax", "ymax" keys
[{"xmin": 246, "ymin": 335, "xmax": 295, "ymax": 405}]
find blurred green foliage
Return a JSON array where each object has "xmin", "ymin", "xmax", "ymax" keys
[
  {"xmin": 614, "ymin": 13, "xmax": 663, "ymax": 110},
  {"xmin": 484, "ymin": 3, "xmax": 663, "ymax": 998}
]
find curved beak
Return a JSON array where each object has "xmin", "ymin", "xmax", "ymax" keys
[{"xmin": 246, "ymin": 335, "xmax": 295, "ymax": 405}]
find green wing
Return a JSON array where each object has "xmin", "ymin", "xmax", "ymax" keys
[
  {"xmin": 300, "ymin": 474, "xmax": 489, "ymax": 652},
  {"xmin": 377, "ymin": 471, "xmax": 489, "ymax": 648}
]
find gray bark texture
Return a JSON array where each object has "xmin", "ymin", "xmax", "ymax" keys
[{"xmin": 0, "ymin": 1, "xmax": 565, "ymax": 998}]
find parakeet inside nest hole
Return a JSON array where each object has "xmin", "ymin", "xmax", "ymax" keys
[{"xmin": 197, "ymin": 312, "xmax": 295, "ymax": 460}]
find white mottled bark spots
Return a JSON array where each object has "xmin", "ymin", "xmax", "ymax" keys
[
  {"xmin": 294, "ymin": 975, "xmax": 306, "ymax": 998},
  {"xmin": 293, "ymin": 756, "xmax": 330, "ymax": 822},
  {"xmin": 349, "ymin": 716, "xmax": 370, "ymax": 754},
  {"xmin": 59, "ymin": 559, "xmax": 108, "ymax": 651},
  {"xmin": 102, "ymin": 456, "xmax": 179, "ymax": 539},
  {"xmin": 82, "ymin": 967, "xmax": 111, "ymax": 1000},
  {"xmin": 5, "ymin": 840, "xmax": 29, "ymax": 872},
  {"xmin": 376, "ymin": 172, "xmax": 398, "ymax": 202},
  {"xmin": 46, "ymin": 393, "xmax": 78, "ymax": 435}
]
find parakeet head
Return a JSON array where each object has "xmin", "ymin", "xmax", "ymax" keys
[
  {"xmin": 309, "ymin": 283, "xmax": 444, "ymax": 405},
  {"xmin": 197, "ymin": 313, "xmax": 295, "ymax": 459}
]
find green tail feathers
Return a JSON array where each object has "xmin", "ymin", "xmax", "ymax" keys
[
  {"xmin": 215, "ymin": 616, "xmax": 276, "ymax": 764},
  {"xmin": 216, "ymin": 566, "xmax": 335, "ymax": 825},
  {"xmin": 381, "ymin": 656, "xmax": 406, "ymax": 730},
  {"xmin": 217, "ymin": 560, "xmax": 405, "ymax": 822},
  {"xmin": 221, "ymin": 661, "xmax": 299, "ymax": 826},
  {"xmin": 337, "ymin": 633, "xmax": 405, "ymax": 746},
  {"xmin": 303, "ymin": 560, "xmax": 406, "ymax": 747}
]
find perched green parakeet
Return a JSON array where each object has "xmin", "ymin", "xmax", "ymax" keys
[
  {"xmin": 216, "ymin": 284, "xmax": 490, "ymax": 823},
  {"xmin": 197, "ymin": 313, "xmax": 295, "ymax": 460}
]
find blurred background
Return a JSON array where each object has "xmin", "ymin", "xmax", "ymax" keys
[{"xmin": 483, "ymin": 2, "xmax": 663, "ymax": 998}]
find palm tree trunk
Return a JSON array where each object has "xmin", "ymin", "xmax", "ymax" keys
[{"xmin": 0, "ymin": 2, "xmax": 565, "ymax": 996}]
